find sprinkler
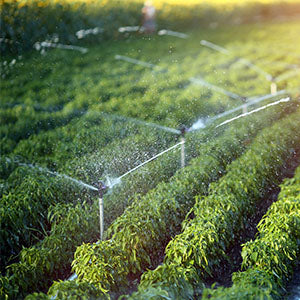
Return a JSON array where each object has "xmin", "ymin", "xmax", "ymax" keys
[
  {"xmin": 241, "ymin": 96, "xmax": 248, "ymax": 113},
  {"xmin": 270, "ymin": 78, "xmax": 277, "ymax": 95},
  {"xmin": 179, "ymin": 125, "xmax": 187, "ymax": 168},
  {"xmin": 98, "ymin": 181, "xmax": 108, "ymax": 241}
]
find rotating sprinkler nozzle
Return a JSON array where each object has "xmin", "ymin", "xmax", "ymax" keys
[
  {"xmin": 98, "ymin": 180, "xmax": 108, "ymax": 197},
  {"xmin": 179, "ymin": 124, "xmax": 188, "ymax": 136}
]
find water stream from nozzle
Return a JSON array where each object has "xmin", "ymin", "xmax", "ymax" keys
[
  {"xmin": 216, "ymin": 97, "xmax": 290, "ymax": 128},
  {"xmin": 6, "ymin": 158, "xmax": 98, "ymax": 192},
  {"xmin": 107, "ymin": 141, "xmax": 183, "ymax": 188},
  {"xmin": 101, "ymin": 112, "xmax": 180, "ymax": 135}
]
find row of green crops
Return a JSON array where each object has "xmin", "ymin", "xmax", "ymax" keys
[
  {"xmin": 0, "ymin": 166, "xmax": 88, "ymax": 270},
  {"xmin": 3, "ymin": 23, "xmax": 293, "ymax": 274},
  {"xmin": 0, "ymin": 108, "xmax": 85, "ymax": 155},
  {"xmin": 0, "ymin": 99, "xmax": 290, "ymax": 299},
  {"xmin": 0, "ymin": 126, "xmax": 175, "ymax": 268},
  {"xmin": 32, "ymin": 101, "xmax": 295, "ymax": 300},
  {"xmin": 2, "ymin": 22, "xmax": 300, "ymax": 149},
  {"xmin": 0, "ymin": 107, "xmax": 213, "ymax": 296},
  {"xmin": 126, "ymin": 107, "xmax": 300, "ymax": 299},
  {"xmin": 1, "ymin": 19, "xmax": 300, "ymax": 299},
  {"xmin": 202, "ymin": 164, "xmax": 300, "ymax": 299},
  {"xmin": 0, "ymin": 105, "xmax": 220, "ymax": 297},
  {"xmin": 1, "ymin": 106, "xmax": 180, "ymax": 264},
  {"xmin": 2, "ymin": 0, "xmax": 300, "ymax": 55}
]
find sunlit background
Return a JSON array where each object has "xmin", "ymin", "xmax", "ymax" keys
[{"xmin": 1, "ymin": 0, "xmax": 300, "ymax": 299}]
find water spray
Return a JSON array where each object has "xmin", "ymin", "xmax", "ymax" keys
[
  {"xmin": 189, "ymin": 77, "xmax": 245, "ymax": 101},
  {"xmin": 188, "ymin": 89, "xmax": 288, "ymax": 132},
  {"xmin": 118, "ymin": 26, "xmax": 144, "ymax": 33},
  {"xmin": 200, "ymin": 40, "xmax": 273, "ymax": 81},
  {"xmin": 101, "ymin": 112, "xmax": 181, "ymax": 135},
  {"xmin": 114, "ymin": 141, "xmax": 183, "ymax": 185},
  {"xmin": 158, "ymin": 29, "xmax": 189, "ymax": 39},
  {"xmin": 216, "ymin": 97, "xmax": 290, "ymax": 128},
  {"xmin": 76, "ymin": 27, "xmax": 103, "ymax": 39},
  {"xmin": 34, "ymin": 41, "xmax": 88, "ymax": 54},
  {"xmin": 273, "ymin": 68, "xmax": 300, "ymax": 83},
  {"xmin": 200, "ymin": 40, "xmax": 230, "ymax": 55},
  {"xmin": 115, "ymin": 54, "xmax": 158, "ymax": 69}
]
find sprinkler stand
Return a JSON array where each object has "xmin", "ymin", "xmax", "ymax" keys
[
  {"xmin": 180, "ymin": 126, "xmax": 187, "ymax": 168},
  {"xmin": 241, "ymin": 96, "xmax": 248, "ymax": 113},
  {"xmin": 98, "ymin": 181, "xmax": 108, "ymax": 241},
  {"xmin": 271, "ymin": 81, "xmax": 277, "ymax": 95}
]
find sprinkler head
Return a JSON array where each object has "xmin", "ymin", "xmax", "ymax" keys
[
  {"xmin": 241, "ymin": 96, "xmax": 247, "ymax": 103},
  {"xmin": 98, "ymin": 180, "xmax": 108, "ymax": 197},
  {"xmin": 179, "ymin": 125, "xmax": 188, "ymax": 136}
]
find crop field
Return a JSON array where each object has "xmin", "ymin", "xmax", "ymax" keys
[{"xmin": 1, "ymin": 0, "xmax": 300, "ymax": 299}]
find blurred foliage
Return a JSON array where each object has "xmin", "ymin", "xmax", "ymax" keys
[
  {"xmin": 1, "ymin": 5, "xmax": 300, "ymax": 298},
  {"xmin": 2, "ymin": 0, "xmax": 300, "ymax": 55}
]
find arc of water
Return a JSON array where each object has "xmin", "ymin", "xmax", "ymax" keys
[
  {"xmin": 188, "ymin": 89, "xmax": 287, "ymax": 132},
  {"xmin": 189, "ymin": 77, "xmax": 243, "ymax": 100},
  {"xmin": 101, "ymin": 112, "xmax": 180, "ymax": 135},
  {"xmin": 35, "ymin": 41, "xmax": 88, "ymax": 54},
  {"xmin": 216, "ymin": 97, "xmax": 290, "ymax": 128},
  {"xmin": 274, "ymin": 68, "xmax": 300, "ymax": 83},
  {"xmin": 200, "ymin": 40, "xmax": 272, "ymax": 81},
  {"xmin": 211, "ymin": 89, "xmax": 287, "ymax": 121},
  {"xmin": 237, "ymin": 58, "xmax": 273, "ymax": 81},
  {"xmin": 118, "ymin": 26, "xmax": 142, "ymax": 33},
  {"xmin": 115, "ymin": 55, "xmax": 158, "ymax": 69},
  {"xmin": 200, "ymin": 40, "xmax": 230, "ymax": 55},
  {"xmin": 13, "ymin": 160, "xmax": 98, "ymax": 191},
  {"xmin": 158, "ymin": 29, "xmax": 189, "ymax": 39},
  {"xmin": 76, "ymin": 27, "xmax": 103, "ymax": 39},
  {"xmin": 116, "ymin": 141, "xmax": 183, "ymax": 182}
]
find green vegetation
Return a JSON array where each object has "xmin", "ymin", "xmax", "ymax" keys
[
  {"xmin": 62, "ymin": 104, "xmax": 295, "ymax": 297},
  {"xmin": 126, "ymin": 106, "xmax": 300, "ymax": 300},
  {"xmin": 201, "ymin": 164, "xmax": 300, "ymax": 299},
  {"xmin": 2, "ymin": 0, "xmax": 300, "ymax": 55},
  {"xmin": 1, "ymin": 2, "xmax": 300, "ymax": 298}
]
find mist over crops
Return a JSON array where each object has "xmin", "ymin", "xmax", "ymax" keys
[{"xmin": 1, "ymin": 0, "xmax": 300, "ymax": 299}]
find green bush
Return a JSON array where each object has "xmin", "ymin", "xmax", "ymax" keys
[
  {"xmin": 127, "ymin": 108, "xmax": 300, "ymax": 299},
  {"xmin": 202, "ymin": 165, "xmax": 300, "ymax": 299},
  {"xmin": 64, "ymin": 104, "xmax": 292, "ymax": 297}
]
